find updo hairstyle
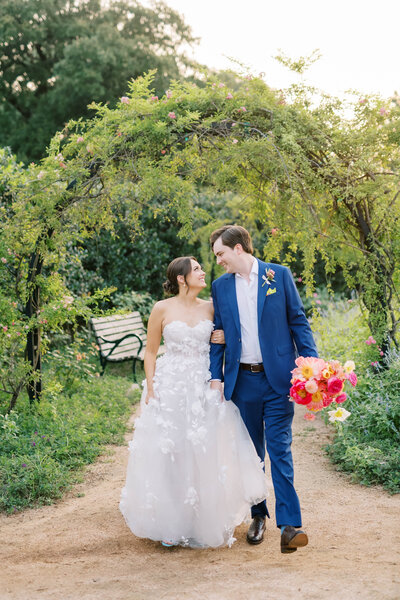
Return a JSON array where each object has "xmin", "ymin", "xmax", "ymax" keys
[{"xmin": 163, "ymin": 256, "xmax": 197, "ymax": 296}]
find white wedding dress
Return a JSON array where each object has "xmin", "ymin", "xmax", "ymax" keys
[{"xmin": 119, "ymin": 319, "xmax": 267, "ymax": 548}]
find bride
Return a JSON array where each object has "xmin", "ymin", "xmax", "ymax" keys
[{"xmin": 119, "ymin": 256, "xmax": 267, "ymax": 548}]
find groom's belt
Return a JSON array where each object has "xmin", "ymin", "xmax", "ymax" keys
[{"xmin": 239, "ymin": 362, "xmax": 264, "ymax": 373}]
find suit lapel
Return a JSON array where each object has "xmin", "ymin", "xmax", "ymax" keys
[
  {"xmin": 225, "ymin": 274, "xmax": 241, "ymax": 333},
  {"xmin": 257, "ymin": 259, "xmax": 268, "ymax": 326}
]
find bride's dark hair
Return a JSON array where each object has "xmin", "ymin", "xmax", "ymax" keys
[{"xmin": 163, "ymin": 256, "xmax": 197, "ymax": 296}]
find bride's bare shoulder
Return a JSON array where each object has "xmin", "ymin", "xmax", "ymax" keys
[
  {"xmin": 151, "ymin": 298, "xmax": 175, "ymax": 313},
  {"xmin": 197, "ymin": 298, "xmax": 214, "ymax": 317}
]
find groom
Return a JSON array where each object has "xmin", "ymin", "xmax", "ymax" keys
[{"xmin": 209, "ymin": 225, "xmax": 318, "ymax": 553}]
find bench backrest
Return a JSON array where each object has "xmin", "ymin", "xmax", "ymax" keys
[{"xmin": 90, "ymin": 311, "xmax": 147, "ymax": 360}]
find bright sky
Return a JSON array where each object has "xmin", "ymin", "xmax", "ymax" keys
[{"xmin": 163, "ymin": 0, "xmax": 399, "ymax": 98}]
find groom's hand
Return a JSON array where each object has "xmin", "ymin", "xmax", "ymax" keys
[{"xmin": 210, "ymin": 380, "xmax": 224, "ymax": 402}]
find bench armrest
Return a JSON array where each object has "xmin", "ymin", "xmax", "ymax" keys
[{"xmin": 97, "ymin": 332, "xmax": 144, "ymax": 360}]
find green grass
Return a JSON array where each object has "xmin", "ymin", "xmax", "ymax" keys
[{"xmin": 0, "ymin": 373, "xmax": 140, "ymax": 513}]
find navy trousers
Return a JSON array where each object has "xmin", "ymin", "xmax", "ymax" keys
[{"xmin": 231, "ymin": 369, "xmax": 302, "ymax": 528}]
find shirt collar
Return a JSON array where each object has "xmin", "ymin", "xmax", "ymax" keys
[{"xmin": 235, "ymin": 257, "xmax": 258, "ymax": 280}]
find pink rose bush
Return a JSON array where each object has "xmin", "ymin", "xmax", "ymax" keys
[{"xmin": 290, "ymin": 356, "xmax": 356, "ymax": 419}]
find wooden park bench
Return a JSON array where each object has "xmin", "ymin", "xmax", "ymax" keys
[{"xmin": 90, "ymin": 311, "xmax": 165, "ymax": 382}]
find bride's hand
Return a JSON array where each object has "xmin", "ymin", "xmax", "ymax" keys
[
  {"xmin": 145, "ymin": 390, "xmax": 155, "ymax": 404},
  {"xmin": 210, "ymin": 329, "xmax": 225, "ymax": 344},
  {"xmin": 210, "ymin": 380, "xmax": 224, "ymax": 402}
]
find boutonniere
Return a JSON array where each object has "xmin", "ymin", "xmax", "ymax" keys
[
  {"xmin": 262, "ymin": 268, "xmax": 275, "ymax": 287},
  {"xmin": 266, "ymin": 287, "xmax": 277, "ymax": 296}
]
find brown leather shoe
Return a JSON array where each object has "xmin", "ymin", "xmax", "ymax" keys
[
  {"xmin": 281, "ymin": 526, "xmax": 308, "ymax": 554},
  {"xmin": 247, "ymin": 516, "xmax": 266, "ymax": 545}
]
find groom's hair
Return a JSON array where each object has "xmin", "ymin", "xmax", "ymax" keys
[{"xmin": 210, "ymin": 225, "xmax": 253, "ymax": 254}]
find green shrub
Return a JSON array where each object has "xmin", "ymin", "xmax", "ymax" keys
[
  {"xmin": 0, "ymin": 375, "xmax": 139, "ymax": 512},
  {"xmin": 113, "ymin": 289, "xmax": 156, "ymax": 324},
  {"xmin": 326, "ymin": 353, "xmax": 400, "ymax": 494}
]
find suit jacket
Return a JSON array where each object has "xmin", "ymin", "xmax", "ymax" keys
[{"xmin": 210, "ymin": 259, "xmax": 318, "ymax": 400}]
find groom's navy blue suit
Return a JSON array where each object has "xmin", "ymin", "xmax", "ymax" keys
[{"xmin": 210, "ymin": 259, "xmax": 318, "ymax": 527}]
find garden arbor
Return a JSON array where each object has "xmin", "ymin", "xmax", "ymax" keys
[{"xmin": 1, "ymin": 71, "xmax": 399, "ymax": 407}]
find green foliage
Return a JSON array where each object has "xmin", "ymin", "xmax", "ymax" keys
[
  {"xmin": 313, "ymin": 297, "xmax": 371, "ymax": 370},
  {"xmin": 58, "ymin": 207, "xmax": 198, "ymax": 299},
  {"xmin": 316, "ymin": 296, "xmax": 400, "ymax": 493},
  {"xmin": 0, "ymin": 0, "xmax": 198, "ymax": 162},
  {"xmin": 0, "ymin": 374, "xmax": 138, "ymax": 512},
  {"xmin": 326, "ymin": 355, "xmax": 400, "ymax": 494},
  {"xmin": 113, "ymin": 290, "xmax": 156, "ymax": 324},
  {"xmin": 1, "ymin": 69, "xmax": 399, "ymax": 408}
]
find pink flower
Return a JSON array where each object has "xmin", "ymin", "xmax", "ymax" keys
[
  {"xmin": 347, "ymin": 372, "xmax": 357, "ymax": 387},
  {"xmin": 166, "ymin": 90, "xmax": 173, "ymax": 98},
  {"xmin": 365, "ymin": 336, "xmax": 376, "ymax": 345},
  {"xmin": 1, "ymin": 257, "xmax": 7, "ymax": 264},
  {"xmin": 290, "ymin": 380, "xmax": 312, "ymax": 405},
  {"xmin": 226, "ymin": 93, "xmax": 233, "ymax": 99},
  {"xmin": 212, "ymin": 83, "xmax": 216, "ymax": 88},
  {"xmin": 292, "ymin": 356, "xmax": 326, "ymax": 381},
  {"xmin": 37, "ymin": 170, "xmax": 45, "ymax": 179},
  {"xmin": 218, "ymin": 83, "xmax": 225, "ymax": 88},
  {"xmin": 271, "ymin": 228, "xmax": 278, "ymax": 236},
  {"xmin": 359, "ymin": 98, "xmax": 367, "ymax": 104},
  {"xmin": 116, "ymin": 132, "xmax": 122, "ymax": 137},
  {"xmin": 379, "ymin": 107, "xmax": 387, "ymax": 115},
  {"xmin": 2, "ymin": 326, "xmax": 8, "ymax": 332},
  {"xmin": 16, "ymin": 331, "xmax": 21, "ymax": 336},
  {"xmin": 150, "ymin": 95, "xmax": 158, "ymax": 101},
  {"xmin": 304, "ymin": 412, "xmax": 316, "ymax": 421},
  {"xmin": 232, "ymin": 139, "xmax": 238, "ymax": 144},
  {"xmin": 168, "ymin": 112, "xmax": 176, "ymax": 119},
  {"xmin": 297, "ymin": 277, "xmax": 302, "ymax": 282},
  {"xmin": 161, "ymin": 149, "xmax": 166, "ymax": 154},
  {"xmin": 380, "ymin": 351, "xmax": 384, "ymax": 356},
  {"xmin": 120, "ymin": 96, "xmax": 130, "ymax": 104},
  {"xmin": 313, "ymin": 292, "xmax": 318, "ymax": 298},
  {"xmin": 335, "ymin": 392, "xmax": 347, "ymax": 404},
  {"xmin": 77, "ymin": 136, "xmax": 84, "ymax": 143},
  {"xmin": 327, "ymin": 376, "xmax": 344, "ymax": 395},
  {"xmin": 55, "ymin": 153, "xmax": 64, "ymax": 162},
  {"xmin": 371, "ymin": 361, "xmax": 378, "ymax": 367},
  {"xmin": 239, "ymin": 106, "xmax": 247, "ymax": 112}
]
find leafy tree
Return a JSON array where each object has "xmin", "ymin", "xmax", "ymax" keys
[
  {"xmin": 0, "ymin": 0, "xmax": 197, "ymax": 162},
  {"xmin": 1, "ymin": 71, "xmax": 399, "ymax": 409},
  {"xmin": 59, "ymin": 206, "xmax": 198, "ymax": 298}
]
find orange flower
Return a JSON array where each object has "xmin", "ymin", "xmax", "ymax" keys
[{"xmin": 306, "ymin": 391, "xmax": 325, "ymax": 412}]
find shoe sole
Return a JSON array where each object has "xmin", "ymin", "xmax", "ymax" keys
[
  {"xmin": 281, "ymin": 532, "xmax": 308, "ymax": 553},
  {"xmin": 288, "ymin": 532, "xmax": 308, "ymax": 548},
  {"xmin": 246, "ymin": 533, "xmax": 265, "ymax": 545}
]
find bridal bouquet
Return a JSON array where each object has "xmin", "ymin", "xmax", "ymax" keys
[{"xmin": 289, "ymin": 356, "xmax": 357, "ymax": 416}]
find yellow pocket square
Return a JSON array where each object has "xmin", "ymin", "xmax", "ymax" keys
[{"xmin": 266, "ymin": 287, "xmax": 277, "ymax": 296}]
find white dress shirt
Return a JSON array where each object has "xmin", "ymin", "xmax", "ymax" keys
[{"xmin": 235, "ymin": 257, "xmax": 263, "ymax": 363}]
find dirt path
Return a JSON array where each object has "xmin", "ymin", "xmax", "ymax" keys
[{"xmin": 1, "ymin": 404, "xmax": 399, "ymax": 600}]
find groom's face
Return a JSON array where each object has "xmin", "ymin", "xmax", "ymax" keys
[{"xmin": 213, "ymin": 237, "xmax": 242, "ymax": 273}]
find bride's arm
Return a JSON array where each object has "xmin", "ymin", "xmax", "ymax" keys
[{"xmin": 143, "ymin": 302, "xmax": 164, "ymax": 404}]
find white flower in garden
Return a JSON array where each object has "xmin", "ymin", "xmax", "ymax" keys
[
  {"xmin": 344, "ymin": 360, "xmax": 355, "ymax": 373},
  {"xmin": 328, "ymin": 407, "xmax": 351, "ymax": 423}
]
